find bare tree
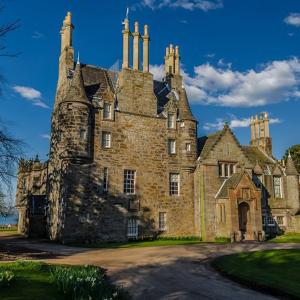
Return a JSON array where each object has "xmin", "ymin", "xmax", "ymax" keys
[{"xmin": 0, "ymin": 3, "xmax": 22, "ymax": 214}]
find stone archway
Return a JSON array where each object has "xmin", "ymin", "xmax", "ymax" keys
[{"xmin": 238, "ymin": 202, "xmax": 250, "ymax": 238}]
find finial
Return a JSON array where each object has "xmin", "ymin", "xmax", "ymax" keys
[
  {"xmin": 144, "ymin": 24, "xmax": 149, "ymax": 36},
  {"xmin": 175, "ymin": 46, "xmax": 179, "ymax": 56},
  {"xmin": 134, "ymin": 21, "xmax": 139, "ymax": 33},
  {"xmin": 64, "ymin": 11, "xmax": 72, "ymax": 26},
  {"xmin": 288, "ymin": 150, "xmax": 292, "ymax": 158},
  {"xmin": 77, "ymin": 51, "xmax": 80, "ymax": 65},
  {"xmin": 126, "ymin": 7, "xmax": 129, "ymax": 20}
]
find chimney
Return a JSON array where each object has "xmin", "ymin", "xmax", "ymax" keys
[
  {"xmin": 122, "ymin": 18, "xmax": 130, "ymax": 69},
  {"xmin": 142, "ymin": 25, "xmax": 149, "ymax": 72},
  {"xmin": 132, "ymin": 22, "xmax": 140, "ymax": 70},
  {"xmin": 175, "ymin": 46, "xmax": 180, "ymax": 75},
  {"xmin": 60, "ymin": 12, "xmax": 74, "ymax": 53}
]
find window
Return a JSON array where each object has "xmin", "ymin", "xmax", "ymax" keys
[
  {"xmin": 79, "ymin": 129, "xmax": 87, "ymax": 141},
  {"xmin": 103, "ymin": 167, "xmax": 108, "ymax": 192},
  {"xmin": 159, "ymin": 212, "xmax": 167, "ymax": 231},
  {"xmin": 102, "ymin": 132, "xmax": 111, "ymax": 148},
  {"xmin": 169, "ymin": 173, "xmax": 179, "ymax": 196},
  {"xmin": 103, "ymin": 102, "xmax": 112, "ymax": 119},
  {"xmin": 168, "ymin": 139, "xmax": 176, "ymax": 154},
  {"xmin": 186, "ymin": 143, "xmax": 191, "ymax": 152},
  {"xmin": 127, "ymin": 218, "xmax": 138, "ymax": 237},
  {"xmin": 124, "ymin": 170, "xmax": 135, "ymax": 194},
  {"xmin": 276, "ymin": 216, "xmax": 284, "ymax": 226},
  {"xmin": 262, "ymin": 215, "xmax": 266, "ymax": 226},
  {"xmin": 218, "ymin": 162, "xmax": 235, "ymax": 178},
  {"xmin": 267, "ymin": 215, "xmax": 275, "ymax": 226},
  {"xmin": 273, "ymin": 176, "xmax": 282, "ymax": 198},
  {"xmin": 167, "ymin": 113, "xmax": 175, "ymax": 129}
]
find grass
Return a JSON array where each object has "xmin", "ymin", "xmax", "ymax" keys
[
  {"xmin": 212, "ymin": 249, "xmax": 300, "ymax": 298},
  {"xmin": 268, "ymin": 233, "xmax": 300, "ymax": 243},
  {"xmin": 0, "ymin": 260, "xmax": 128, "ymax": 300},
  {"xmin": 73, "ymin": 238, "xmax": 203, "ymax": 249},
  {"xmin": 0, "ymin": 226, "xmax": 18, "ymax": 232}
]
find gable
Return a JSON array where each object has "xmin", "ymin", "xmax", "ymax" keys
[{"xmin": 200, "ymin": 127, "xmax": 251, "ymax": 166}]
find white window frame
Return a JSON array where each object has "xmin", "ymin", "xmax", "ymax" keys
[
  {"xmin": 103, "ymin": 167, "xmax": 108, "ymax": 192},
  {"xmin": 124, "ymin": 170, "xmax": 136, "ymax": 194},
  {"xmin": 127, "ymin": 218, "xmax": 138, "ymax": 237},
  {"xmin": 159, "ymin": 212, "xmax": 167, "ymax": 231},
  {"xmin": 218, "ymin": 162, "xmax": 235, "ymax": 178},
  {"xmin": 186, "ymin": 143, "xmax": 191, "ymax": 152},
  {"xmin": 168, "ymin": 139, "xmax": 176, "ymax": 154},
  {"xmin": 273, "ymin": 176, "xmax": 282, "ymax": 198},
  {"xmin": 103, "ymin": 102, "xmax": 112, "ymax": 120},
  {"xmin": 102, "ymin": 132, "xmax": 111, "ymax": 149},
  {"xmin": 167, "ymin": 113, "xmax": 175, "ymax": 129},
  {"xmin": 169, "ymin": 173, "xmax": 180, "ymax": 196}
]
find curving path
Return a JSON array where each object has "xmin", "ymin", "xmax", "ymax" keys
[{"xmin": 1, "ymin": 233, "xmax": 300, "ymax": 299}]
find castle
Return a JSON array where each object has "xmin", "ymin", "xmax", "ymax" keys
[{"xmin": 16, "ymin": 12, "xmax": 300, "ymax": 243}]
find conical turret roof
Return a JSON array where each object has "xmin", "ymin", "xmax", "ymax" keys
[
  {"xmin": 62, "ymin": 62, "xmax": 90, "ymax": 105},
  {"xmin": 286, "ymin": 153, "xmax": 298, "ymax": 175}
]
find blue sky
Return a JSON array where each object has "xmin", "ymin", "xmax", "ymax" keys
[{"xmin": 1, "ymin": 0, "xmax": 300, "ymax": 160}]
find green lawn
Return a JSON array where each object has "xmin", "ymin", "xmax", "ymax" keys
[
  {"xmin": 73, "ymin": 238, "xmax": 203, "ymax": 249},
  {"xmin": 0, "ymin": 261, "xmax": 65, "ymax": 300},
  {"xmin": 268, "ymin": 233, "xmax": 300, "ymax": 243},
  {"xmin": 212, "ymin": 249, "xmax": 300, "ymax": 298},
  {"xmin": 0, "ymin": 261, "xmax": 128, "ymax": 300}
]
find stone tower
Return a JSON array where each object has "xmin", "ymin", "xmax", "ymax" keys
[{"xmin": 250, "ymin": 112, "xmax": 272, "ymax": 156}]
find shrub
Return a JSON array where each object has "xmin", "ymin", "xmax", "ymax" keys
[
  {"xmin": 0, "ymin": 271, "xmax": 14, "ymax": 288},
  {"xmin": 51, "ymin": 264, "xmax": 128, "ymax": 300}
]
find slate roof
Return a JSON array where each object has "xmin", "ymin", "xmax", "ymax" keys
[
  {"xmin": 242, "ymin": 146, "xmax": 275, "ymax": 168},
  {"xmin": 216, "ymin": 172, "xmax": 245, "ymax": 198}
]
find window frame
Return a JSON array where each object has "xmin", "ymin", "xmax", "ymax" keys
[
  {"xmin": 103, "ymin": 102, "xmax": 112, "ymax": 120},
  {"xmin": 167, "ymin": 113, "xmax": 175, "ymax": 129},
  {"xmin": 127, "ymin": 218, "xmax": 138, "ymax": 237},
  {"xmin": 186, "ymin": 143, "xmax": 191, "ymax": 152},
  {"xmin": 273, "ymin": 176, "xmax": 282, "ymax": 198},
  {"xmin": 169, "ymin": 173, "xmax": 180, "ymax": 196},
  {"xmin": 123, "ymin": 169, "xmax": 136, "ymax": 195},
  {"xmin": 79, "ymin": 128, "xmax": 87, "ymax": 141},
  {"xmin": 102, "ymin": 132, "xmax": 111, "ymax": 149},
  {"xmin": 168, "ymin": 139, "xmax": 176, "ymax": 155},
  {"xmin": 218, "ymin": 162, "xmax": 236, "ymax": 178}
]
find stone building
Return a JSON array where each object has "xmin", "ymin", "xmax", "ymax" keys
[{"xmin": 16, "ymin": 12, "xmax": 300, "ymax": 242}]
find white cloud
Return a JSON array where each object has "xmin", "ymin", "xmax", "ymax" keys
[
  {"xmin": 13, "ymin": 85, "xmax": 49, "ymax": 109},
  {"xmin": 40, "ymin": 134, "xmax": 50, "ymax": 140},
  {"xmin": 181, "ymin": 58, "xmax": 300, "ymax": 107},
  {"xmin": 134, "ymin": 0, "xmax": 223, "ymax": 11},
  {"xmin": 203, "ymin": 115, "xmax": 281, "ymax": 131},
  {"xmin": 150, "ymin": 64, "xmax": 165, "ymax": 81},
  {"xmin": 284, "ymin": 13, "xmax": 300, "ymax": 27}
]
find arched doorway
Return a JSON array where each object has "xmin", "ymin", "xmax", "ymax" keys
[{"xmin": 238, "ymin": 202, "xmax": 250, "ymax": 236}]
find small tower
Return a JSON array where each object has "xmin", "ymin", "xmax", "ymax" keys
[
  {"xmin": 250, "ymin": 112, "xmax": 272, "ymax": 156},
  {"xmin": 51, "ymin": 59, "xmax": 92, "ymax": 162},
  {"xmin": 164, "ymin": 44, "xmax": 182, "ymax": 90},
  {"xmin": 58, "ymin": 12, "xmax": 74, "ymax": 88}
]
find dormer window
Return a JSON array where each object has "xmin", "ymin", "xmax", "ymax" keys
[
  {"xmin": 218, "ymin": 162, "xmax": 235, "ymax": 178},
  {"xmin": 167, "ymin": 113, "xmax": 175, "ymax": 129},
  {"xmin": 103, "ymin": 102, "xmax": 112, "ymax": 120}
]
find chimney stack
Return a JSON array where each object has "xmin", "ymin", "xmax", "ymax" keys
[
  {"xmin": 133, "ymin": 22, "xmax": 140, "ymax": 70},
  {"xmin": 122, "ymin": 18, "xmax": 130, "ymax": 69},
  {"xmin": 142, "ymin": 25, "xmax": 150, "ymax": 72}
]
